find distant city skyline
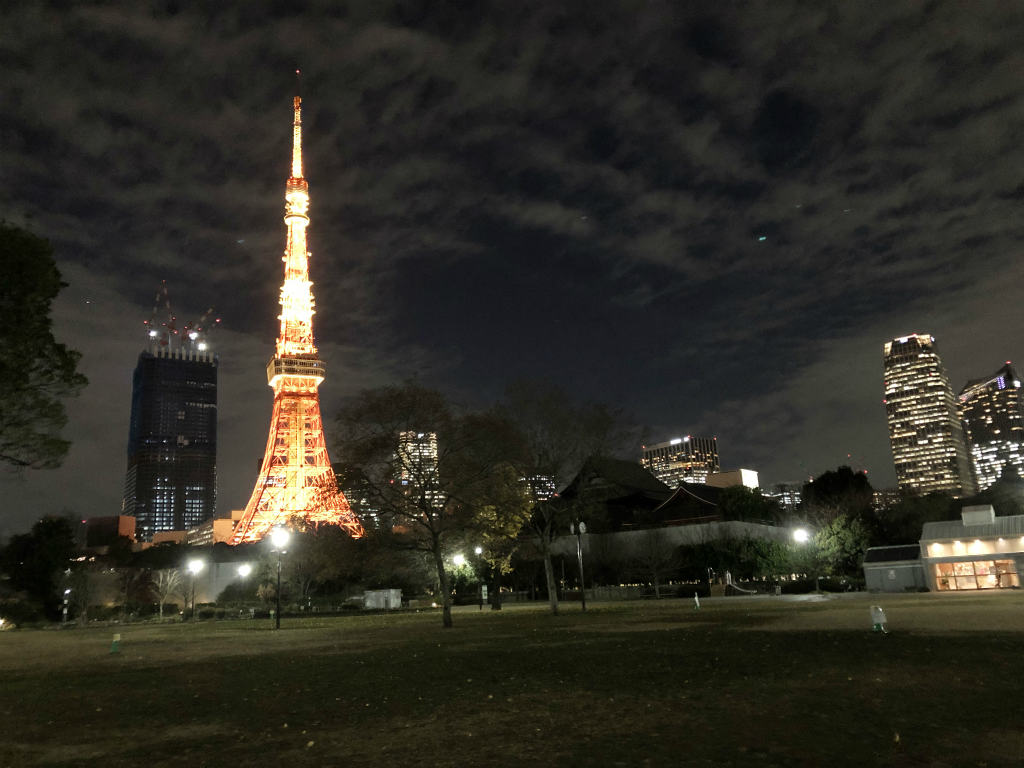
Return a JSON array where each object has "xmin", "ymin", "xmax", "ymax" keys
[{"xmin": 4, "ymin": 3, "xmax": 1024, "ymax": 537}]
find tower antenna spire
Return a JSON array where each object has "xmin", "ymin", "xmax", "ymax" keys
[{"xmin": 291, "ymin": 70, "xmax": 303, "ymax": 180}]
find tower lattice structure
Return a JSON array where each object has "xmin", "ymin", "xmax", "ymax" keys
[{"xmin": 232, "ymin": 95, "xmax": 364, "ymax": 544}]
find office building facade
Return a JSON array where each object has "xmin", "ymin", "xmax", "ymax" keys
[
  {"xmin": 640, "ymin": 436, "xmax": 720, "ymax": 487},
  {"xmin": 959, "ymin": 362, "xmax": 1024, "ymax": 491},
  {"xmin": 397, "ymin": 431, "xmax": 442, "ymax": 509},
  {"xmin": 121, "ymin": 346, "xmax": 218, "ymax": 541},
  {"xmin": 883, "ymin": 334, "xmax": 975, "ymax": 496}
]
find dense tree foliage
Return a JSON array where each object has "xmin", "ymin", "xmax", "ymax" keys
[
  {"xmin": 0, "ymin": 516, "xmax": 77, "ymax": 618},
  {"xmin": 0, "ymin": 222, "xmax": 87, "ymax": 469},
  {"xmin": 716, "ymin": 486, "xmax": 785, "ymax": 524},
  {"xmin": 801, "ymin": 466, "xmax": 874, "ymax": 523},
  {"xmin": 877, "ymin": 492, "xmax": 955, "ymax": 545}
]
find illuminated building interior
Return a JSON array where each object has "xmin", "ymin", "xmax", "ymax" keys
[
  {"xmin": 640, "ymin": 435, "xmax": 720, "ymax": 487},
  {"xmin": 921, "ymin": 506, "xmax": 1023, "ymax": 591},
  {"xmin": 231, "ymin": 94, "xmax": 364, "ymax": 544},
  {"xmin": 958, "ymin": 362, "xmax": 1024, "ymax": 491},
  {"xmin": 883, "ymin": 334, "xmax": 975, "ymax": 496}
]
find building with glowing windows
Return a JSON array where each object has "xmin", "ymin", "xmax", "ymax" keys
[
  {"xmin": 921, "ymin": 505, "xmax": 1023, "ymax": 591},
  {"xmin": 121, "ymin": 345, "xmax": 218, "ymax": 541},
  {"xmin": 640, "ymin": 436, "xmax": 719, "ymax": 487},
  {"xmin": 397, "ymin": 431, "xmax": 442, "ymax": 508},
  {"xmin": 958, "ymin": 362, "xmax": 1024, "ymax": 491},
  {"xmin": 883, "ymin": 334, "xmax": 975, "ymax": 496},
  {"xmin": 522, "ymin": 474, "xmax": 558, "ymax": 502}
]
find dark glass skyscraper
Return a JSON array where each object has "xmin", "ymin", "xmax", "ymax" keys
[
  {"xmin": 121, "ymin": 346, "xmax": 218, "ymax": 541},
  {"xmin": 959, "ymin": 362, "xmax": 1024, "ymax": 491}
]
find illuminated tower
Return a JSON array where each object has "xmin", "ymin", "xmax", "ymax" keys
[
  {"xmin": 883, "ymin": 333, "xmax": 975, "ymax": 496},
  {"xmin": 232, "ymin": 95, "xmax": 364, "ymax": 543},
  {"xmin": 959, "ymin": 362, "xmax": 1024, "ymax": 491}
]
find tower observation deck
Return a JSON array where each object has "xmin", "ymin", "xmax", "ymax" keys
[{"xmin": 231, "ymin": 94, "xmax": 364, "ymax": 544}]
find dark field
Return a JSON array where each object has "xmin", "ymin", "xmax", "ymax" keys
[{"xmin": 2, "ymin": 592, "xmax": 1023, "ymax": 767}]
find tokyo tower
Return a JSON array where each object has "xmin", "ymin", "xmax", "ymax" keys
[{"xmin": 231, "ymin": 94, "xmax": 364, "ymax": 544}]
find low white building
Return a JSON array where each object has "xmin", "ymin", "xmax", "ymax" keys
[
  {"xmin": 706, "ymin": 469, "xmax": 759, "ymax": 489},
  {"xmin": 920, "ymin": 505, "xmax": 1024, "ymax": 591}
]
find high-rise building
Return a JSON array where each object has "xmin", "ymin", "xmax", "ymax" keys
[
  {"xmin": 396, "ymin": 431, "xmax": 442, "ymax": 509},
  {"xmin": 958, "ymin": 362, "xmax": 1024, "ymax": 491},
  {"xmin": 522, "ymin": 475, "xmax": 557, "ymax": 502},
  {"xmin": 121, "ymin": 345, "xmax": 218, "ymax": 541},
  {"xmin": 231, "ymin": 95, "xmax": 363, "ymax": 543},
  {"xmin": 640, "ymin": 436, "xmax": 719, "ymax": 487},
  {"xmin": 334, "ymin": 464, "xmax": 384, "ymax": 528},
  {"xmin": 883, "ymin": 333, "xmax": 975, "ymax": 496}
]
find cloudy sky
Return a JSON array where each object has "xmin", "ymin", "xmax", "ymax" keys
[{"xmin": 3, "ymin": 1, "xmax": 1024, "ymax": 537}]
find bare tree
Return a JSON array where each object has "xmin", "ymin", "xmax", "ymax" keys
[
  {"xmin": 336, "ymin": 383, "xmax": 526, "ymax": 628},
  {"xmin": 630, "ymin": 529, "xmax": 679, "ymax": 599},
  {"xmin": 152, "ymin": 568, "xmax": 183, "ymax": 620},
  {"xmin": 495, "ymin": 381, "xmax": 625, "ymax": 615}
]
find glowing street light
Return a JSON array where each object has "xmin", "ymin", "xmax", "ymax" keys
[
  {"xmin": 237, "ymin": 563, "xmax": 252, "ymax": 578},
  {"xmin": 187, "ymin": 559, "xmax": 205, "ymax": 621},
  {"xmin": 474, "ymin": 546, "xmax": 483, "ymax": 555},
  {"xmin": 270, "ymin": 527, "xmax": 290, "ymax": 630},
  {"xmin": 452, "ymin": 553, "xmax": 466, "ymax": 567},
  {"xmin": 791, "ymin": 528, "xmax": 820, "ymax": 591}
]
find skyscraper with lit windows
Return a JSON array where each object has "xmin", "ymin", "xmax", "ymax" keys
[
  {"xmin": 121, "ymin": 344, "xmax": 218, "ymax": 541},
  {"xmin": 883, "ymin": 333, "xmax": 975, "ymax": 496},
  {"xmin": 640, "ymin": 435, "xmax": 719, "ymax": 487},
  {"xmin": 958, "ymin": 362, "xmax": 1024, "ymax": 491},
  {"xmin": 397, "ymin": 431, "xmax": 442, "ymax": 508}
]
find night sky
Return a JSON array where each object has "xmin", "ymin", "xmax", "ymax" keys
[{"xmin": 3, "ymin": 1, "xmax": 1024, "ymax": 538}]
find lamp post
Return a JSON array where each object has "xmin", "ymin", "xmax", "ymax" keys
[
  {"xmin": 270, "ymin": 527, "xmax": 290, "ymax": 630},
  {"xmin": 571, "ymin": 521, "xmax": 587, "ymax": 612},
  {"xmin": 187, "ymin": 559, "xmax": 204, "ymax": 621},
  {"xmin": 473, "ymin": 546, "xmax": 485, "ymax": 610},
  {"xmin": 62, "ymin": 588, "xmax": 71, "ymax": 626},
  {"xmin": 792, "ymin": 527, "xmax": 819, "ymax": 592}
]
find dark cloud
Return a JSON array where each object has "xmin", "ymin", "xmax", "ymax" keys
[{"xmin": 2, "ymin": 1, "xmax": 1024, "ymax": 534}]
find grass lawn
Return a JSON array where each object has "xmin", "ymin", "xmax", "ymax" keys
[{"xmin": 3, "ymin": 591, "xmax": 1024, "ymax": 767}]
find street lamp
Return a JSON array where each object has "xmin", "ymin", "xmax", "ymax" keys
[
  {"xmin": 791, "ymin": 527, "xmax": 819, "ymax": 591},
  {"xmin": 237, "ymin": 563, "xmax": 252, "ymax": 578},
  {"xmin": 270, "ymin": 527, "xmax": 290, "ymax": 630},
  {"xmin": 473, "ymin": 546, "xmax": 485, "ymax": 610},
  {"xmin": 187, "ymin": 559, "xmax": 204, "ymax": 621},
  {"xmin": 452, "ymin": 553, "xmax": 466, "ymax": 567},
  {"xmin": 571, "ymin": 521, "xmax": 587, "ymax": 612}
]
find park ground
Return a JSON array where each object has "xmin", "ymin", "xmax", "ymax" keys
[{"xmin": 2, "ymin": 592, "xmax": 1024, "ymax": 767}]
